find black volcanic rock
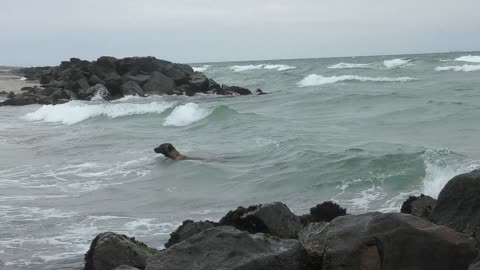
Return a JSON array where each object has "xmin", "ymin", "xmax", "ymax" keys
[
  {"xmin": 146, "ymin": 226, "xmax": 306, "ymax": 270},
  {"xmin": 84, "ymin": 232, "xmax": 156, "ymax": 270},
  {"xmin": 143, "ymin": 71, "xmax": 175, "ymax": 94},
  {"xmin": 219, "ymin": 202, "xmax": 302, "ymax": 239},
  {"xmin": 431, "ymin": 169, "xmax": 480, "ymax": 241},
  {"xmin": 301, "ymin": 201, "xmax": 347, "ymax": 224},
  {"xmin": 401, "ymin": 194, "xmax": 436, "ymax": 220},
  {"xmin": 4, "ymin": 56, "xmax": 253, "ymax": 105},
  {"xmin": 164, "ymin": 220, "xmax": 216, "ymax": 248},
  {"xmin": 121, "ymin": 81, "xmax": 145, "ymax": 96},
  {"xmin": 300, "ymin": 212, "xmax": 477, "ymax": 270}
]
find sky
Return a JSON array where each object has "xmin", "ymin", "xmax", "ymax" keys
[{"xmin": 1, "ymin": 0, "xmax": 480, "ymax": 66}]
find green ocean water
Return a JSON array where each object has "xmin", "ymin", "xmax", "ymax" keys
[{"xmin": 1, "ymin": 52, "xmax": 480, "ymax": 269}]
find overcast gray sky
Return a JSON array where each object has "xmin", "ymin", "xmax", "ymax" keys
[{"xmin": 1, "ymin": 0, "xmax": 479, "ymax": 66}]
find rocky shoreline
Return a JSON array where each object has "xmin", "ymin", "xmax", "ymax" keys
[
  {"xmin": 82, "ymin": 169, "xmax": 480, "ymax": 270},
  {"xmin": 0, "ymin": 56, "xmax": 254, "ymax": 106}
]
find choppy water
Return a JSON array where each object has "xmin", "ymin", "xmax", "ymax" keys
[{"xmin": 1, "ymin": 52, "xmax": 480, "ymax": 269}]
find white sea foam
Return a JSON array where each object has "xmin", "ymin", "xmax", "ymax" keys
[
  {"xmin": 229, "ymin": 64, "xmax": 295, "ymax": 72},
  {"xmin": 297, "ymin": 74, "xmax": 415, "ymax": 87},
  {"xmin": 455, "ymin": 55, "xmax": 480, "ymax": 63},
  {"xmin": 421, "ymin": 149, "xmax": 480, "ymax": 198},
  {"xmin": 163, "ymin": 103, "xmax": 212, "ymax": 127},
  {"xmin": 19, "ymin": 77, "xmax": 27, "ymax": 81},
  {"xmin": 24, "ymin": 100, "xmax": 175, "ymax": 125},
  {"xmin": 383, "ymin": 58, "xmax": 411, "ymax": 68},
  {"xmin": 328, "ymin": 62, "xmax": 372, "ymax": 69},
  {"xmin": 435, "ymin": 64, "xmax": 480, "ymax": 72},
  {"xmin": 263, "ymin": 64, "xmax": 296, "ymax": 71},
  {"xmin": 192, "ymin": 65, "xmax": 210, "ymax": 72}
]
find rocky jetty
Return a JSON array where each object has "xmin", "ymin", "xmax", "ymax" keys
[
  {"xmin": 1, "ymin": 56, "xmax": 253, "ymax": 106},
  {"xmin": 83, "ymin": 169, "xmax": 480, "ymax": 270}
]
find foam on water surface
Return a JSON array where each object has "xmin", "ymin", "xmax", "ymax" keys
[
  {"xmin": 163, "ymin": 103, "xmax": 212, "ymax": 127},
  {"xmin": 298, "ymin": 74, "xmax": 415, "ymax": 87}
]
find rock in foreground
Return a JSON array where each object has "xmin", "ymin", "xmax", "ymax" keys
[
  {"xmin": 84, "ymin": 232, "xmax": 156, "ymax": 270},
  {"xmin": 300, "ymin": 212, "xmax": 477, "ymax": 270},
  {"xmin": 146, "ymin": 226, "xmax": 306, "ymax": 270},
  {"xmin": 219, "ymin": 202, "xmax": 302, "ymax": 239},
  {"xmin": 431, "ymin": 169, "xmax": 480, "ymax": 241}
]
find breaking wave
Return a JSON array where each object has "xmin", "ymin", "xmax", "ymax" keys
[
  {"xmin": 229, "ymin": 64, "xmax": 295, "ymax": 72},
  {"xmin": 24, "ymin": 100, "xmax": 175, "ymax": 125},
  {"xmin": 383, "ymin": 58, "xmax": 412, "ymax": 68},
  {"xmin": 192, "ymin": 65, "xmax": 210, "ymax": 72},
  {"xmin": 435, "ymin": 64, "xmax": 480, "ymax": 72},
  {"xmin": 421, "ymin": 149, "xmax": 480, "ymax": 198},
  {"xmin": 328, "ymin": 62, "xmax": 372, "ymax": 69},
  {"xmin": 163, "ymin": 103, "xmax": 212, "ymax": 127},
  {"xmin": 297, "ymin": 74, "xmax": 416, "ymax": 87},
  {"xmin": 455, "ymin": 55, "xmax": 480, "ymax": 63}
]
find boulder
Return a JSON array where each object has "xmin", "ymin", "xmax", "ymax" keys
[
  {"xmin": 146, "ymin": 226, "xmax": 306, "ymax": 270},
  {"xmin": 299, "ymin": 212, "xmax": 477, "ymax": 270},
  {"xmin": 219, "ymin": 202, "xmax": 302, "ymax": 239},
  {"xmin": 143, "ymin": 71, "xmax": 175, "ymax": 94},
  {"xmin": 229, "ymin": 85, "xmax": 252, "ymax": 95},
  {"xmin": 122, "ymin": 74, "xmax": 150, "ymax": 86},
  {"xmin": 88, "ymin": 74, "xmax": 106, "ymax": 86},
  {"xmin": 164, "ymin": 220, "xmax": 215, "ymax": 248},
  {"xmin": 431, "ymin": 169, "xmax": 480, "ymax": 240},
  {"xmin": 73, "ymin": 78, "xmax": 91, "ymax": 93},
  {"xmin": 20, "ymin": 86, "xmax": 34, "ymax": 92},
  {"xmin": 121, "ymin": 81, "xmax": 145, "ymax": 97},
  {"xmin": 301, "ymin": 201, "xmax": 347, "ymax": 224},
  {"xmin": 188, "ymin": 72, "xmax": 209, "ymax": 92},
  {"xmin": 401, "ymin": 194, "xmax": 437, "ymax": 220},
  {"xmin": 84, "ymin": 232, "xmax": 155, "ymax": 270},
  {"xmin": 1, "ymin": 95, "xmax": 37, "ymax": 106},
  {"xmin": 163, "ymin": 64, "xmax": 190, "ymax": 83}
]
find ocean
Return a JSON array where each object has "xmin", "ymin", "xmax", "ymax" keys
[{"xmin": 1, "ymin": 52, "xmax": 480, "ymax": 269}]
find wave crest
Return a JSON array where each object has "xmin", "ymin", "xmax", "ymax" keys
[
  {"xmin": 328, "ymin": 62, "xmax": 372, "ymax": 69},
  {"xmin": 229, "ymin": 64, "xmax": 295, "ymax": 72},
  {"xmin": 435, "ymin": 64, "xmax": 480, "ymax": 72},
  {"xmin": 192, "ymin": 65, "xmax": 210, "ymax": 72},
  {"xmin": 421, "ymin": 149, "xmax": 480, "ymax": 198},
  {"xmin": 24, "ymin": 100, "xmax": 174, "ymax": 125},
  {"xmin": 163, "ymin": 103, "xmax": 212, "ymax": 127},
  {"xmin": 455, "ymin": 55, "xmax": 480, "ymax": 63},
  {"xmin": 297, "ymin": 74, "xmax": 416, "ymax": 87},
  {"xmin": 383, "ymin": 58, "xmax": 411, "ymax": 68}
]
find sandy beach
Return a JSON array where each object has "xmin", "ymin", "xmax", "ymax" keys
[{"xmin": 0, "ymin": 69, "xmax": 39, "ymax": 101}]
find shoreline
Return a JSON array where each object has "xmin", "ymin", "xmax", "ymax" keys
[{"xmin": 0, "ymin": 70, "xmax": 39, "ymax": 101}]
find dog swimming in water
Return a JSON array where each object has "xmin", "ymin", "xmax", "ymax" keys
[{"xmin": 154, "ymin": 143, "xmax": 206, "ymax": 160}]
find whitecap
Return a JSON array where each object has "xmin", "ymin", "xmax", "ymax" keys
[
  {"xmin": 297, "ymin": 74, "xmax": 415, "ymax": 87},
  {"xmin": 421, "ymin": 149, "xmax": 480, "ymax": 198},
  {"xmin": 24, "ymin": 100, "xmax": 175, "ymax": 125},
  {"xmin": 383, "ymin": 58, "xmax": 411, "ymax": 68},
  {"xmin": 163, "ymin": 103, "xmax": 212, "ymax": 127},
  {"xmin": 455, "ymin": 55, "xmax": 480, "ymax": 63},
  {"xmin": 328, "ymin": 62, "xmax": 372, "ymax": 69},
  {"xmin": 192, "ymin": 65, "xmax": 210, "ymax": 72},
  {"xmin": 229, "ymin": 64, "xmax": 295, "ymax": 72},
  {"xmin": 263, "ymin": 64, "xmax": 296, "ymax": 71},
  {"xmin": 435, "ymin": 64, "xmax": 480, "ymax": 72},
  {"xmin": 19, "ymin": 77, "xmax": 27, "ymax": 81}
]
